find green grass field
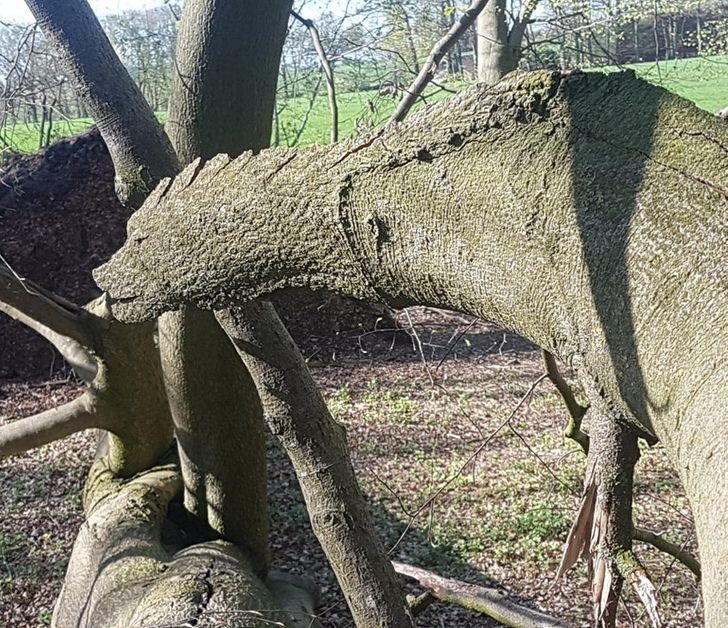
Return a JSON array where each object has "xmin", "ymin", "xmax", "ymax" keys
[
  {"xmin": 2, "ymin": 54, "xmax": 725, "ymax": 155},
  {"xmin": 600, "ymin": 54, "xmax": 728, "ymax": 114}
]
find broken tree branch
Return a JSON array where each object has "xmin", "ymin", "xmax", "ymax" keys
[
  {"xmin": 0, "ymin": 265, "xmax": 94, "ymax": 347},
  {"xmin": 0, "ymin": 265, "xmax": 98, "ymax": 380},
  {"xmin": 291, "ymin": 10, "xmax": 338, "ymax": 143},
  {"xmin": 390, "ymin": 0, "xmax": 490, "ymax": 123},
  {"xmin": 0, "ymin": 394, "xmax": 99, "ymax": 457},
  {"xmin": 547, "ymin": 354, "xmax": 701, "ymax": 582},
  {"xmin": 557, "ymin": 408, "xmax": 662, "ymax": 628},
  {"xmin": 393, "ymin": 561, "xmax": 568, "ymax": 627}
]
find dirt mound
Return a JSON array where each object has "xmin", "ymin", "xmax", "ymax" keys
[
  {"xmin": 0, "ymin": 131, "xmax": 390, "ymax": 380},
  {"xmin": 0, "ymin": 129, "xmax": 131, "ymax": 380}
]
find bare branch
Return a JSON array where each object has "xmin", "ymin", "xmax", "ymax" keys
[
  {"xmin": 633, "ymin": 527, "xmax": 701, "ymax": 580},
  {"xmin": 393, "ymin": 561, "xmax": 568, "ymax": 627},
  {"xmin": 542, "ymin": 350, "xmax": 590, "ymax": 454},
  {"xmin": 0, "ymin": 394, "xmax": 100, "ymax": 457},
  {"xmin": 0, "ymin": 264, "xmax": 98, "ymax": 380},
  {"xmin": 389, "ymin": 0, "xmax": 489, "ymax": 124},
  {"xmin": 291, "ymin": 10, "xmax": 338, "ymax": 143}
]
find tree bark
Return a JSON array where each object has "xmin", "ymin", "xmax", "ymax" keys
[
  {"xmin": 166, "ymin": 0, "xmax": 290, "ymax": 164},
  {"xmin": 98, "ymin": 70, "xmax": 728, "ymax": 625},
  {"xmin": 163, "ymin": 5, "xmax": 414, "ymax": 623},
  {"xmin": 52, "ymin": 454, "xmax": 317, "ymax": 628},
  {"xmin": 160, "ymin": 0, "xmax": 295, "ymax": 576},
  {"xmin": 476, "ymin": 0, "xmax": 537, "ymax": 85}
]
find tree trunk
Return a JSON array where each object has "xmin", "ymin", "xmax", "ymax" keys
[
  {"xmin": 24, "ymin": 0, "xmax": 178, "ymax": 207},
  {"xmin": 162, "ymin": 2, "xmax": 413, "ymax": 623},
  {"xmin": 159, "ymin": 0, "xmax": 295, "ymax": 577},
  {"xmin": 476, "ymin": 0, "xmax": 516, "ymax": 84},
  {"xmin": 21, "ymin": 0, "xmax": 314, "ymax": 625},
  {"xmin": 98, "ymin": 70, "xmax": 728, "ymax": 625}
]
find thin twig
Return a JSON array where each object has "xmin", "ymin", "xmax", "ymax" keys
[
  {"xmin": 633, "ymin": 527, "xmax": 701, "ymax": 580},
  {"xmin": 388, "ymin": 374, "xmax": 547, "ymax": 553}
]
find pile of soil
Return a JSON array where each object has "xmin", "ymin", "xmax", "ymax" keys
[
  {"xmin": 0, "ymin": 129, "xmax": 130, "ymax": 380},
  {"xmin": 0, "ymin": 131, "xmax": 389, "ymax": 379}
]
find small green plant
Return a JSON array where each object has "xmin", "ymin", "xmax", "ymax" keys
[
  {"xmin": 0, "ymin": 531, "xmax": 27, "ymax": 555},
  {"xmin": 37, "ymin": 608, "xmax": 53, "ymax": 625},
  {"xmin": 327, "ymin": 385, "xmax": 352, "ymax": 418}
]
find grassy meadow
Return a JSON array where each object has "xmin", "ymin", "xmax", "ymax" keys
[
  {"xmin": 1, "ymin": 54, "xmax": 725, "ymax": 155},
  {"xmin": 600, "ymin": 54, "xmax": 728, "ymax": 113}
]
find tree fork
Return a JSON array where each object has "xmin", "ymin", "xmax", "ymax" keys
[{"xmin": 0, "ymin": 277, "xmax": 173, "ymax": 476}]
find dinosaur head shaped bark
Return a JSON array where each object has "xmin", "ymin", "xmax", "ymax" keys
[{"xmin": 94, "ymin": 148, "xmax": 381, "ymax": 322}]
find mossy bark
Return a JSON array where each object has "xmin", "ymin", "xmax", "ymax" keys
[
  {"xmin": 53, "ymin": 455, "xmax": 318, "ymax": 628},
  {"xmin": 98, "ymin": 69, "xmax": 728, "ymax": 625}
]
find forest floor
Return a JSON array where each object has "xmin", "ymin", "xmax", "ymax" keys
[{"xmin": 0, "ymin": 308, "xmax": 702, "ymax": 628}]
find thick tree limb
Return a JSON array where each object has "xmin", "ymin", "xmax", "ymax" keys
[
  {"xmin": 217, "ymin": 303, "xmax": 415, "ymax": 628},
  {"xmin": 292, "ymin": 10, "xmax": 338, "ymax": 143},
  {"xmin": 160, "ymin": 0, "xmax": 293, "ymax": 575},
  {"xmin": 24, "ymin": 0, "xmax": 179, "ymax": 207},
  {"xmin": 393, "ymin": 561, "xmax": 567, "ymax": 627},
  {"xmin": 56, "ymin": 456, "xmax": 318, "ymax": 628},
  {"xmin": 0, "ymin": 394, "xmax": 99, "ymax": 457},
  {"xmin": 390, "ymin": 0, "xmax": 490, "ymax": 123},
  {"xmin": 97, "ymin": 71, "xmax": 728, "ymax": 624}
]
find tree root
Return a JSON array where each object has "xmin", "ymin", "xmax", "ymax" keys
[{"xmin": 55, "ymin": 454, "xmax": 321, "ymax": 628}]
